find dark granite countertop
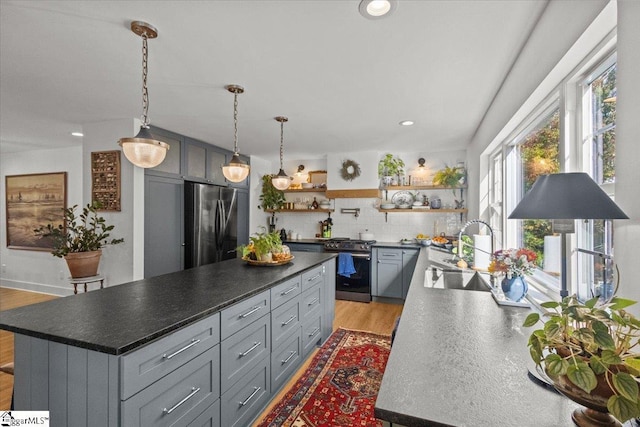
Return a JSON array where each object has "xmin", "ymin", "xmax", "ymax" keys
[
  {"xmin": 374, "ymin": 248, "xmax": 579, "ymax": 426},
  {"xmin": 0, "ymin": 252, "xmax": 336, "ymax": 356}
]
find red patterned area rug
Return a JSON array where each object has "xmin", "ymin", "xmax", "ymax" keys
[{"xmin": 257, "ymin": 328, "xmax": 391, "ymax": 427}]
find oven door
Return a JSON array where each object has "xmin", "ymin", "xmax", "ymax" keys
[{"xmin": 335, "ymin": 253, "xmax": 371, "ymax": 302}]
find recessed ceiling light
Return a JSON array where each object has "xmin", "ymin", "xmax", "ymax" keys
[
  {"xmin": 399, "ymin": 120, "xmax": 414, "ymax": 126},
  {"xmin": 359, "ymin": 0, "xmax": 397, "ymax": 19},
  {"xmin": 71, "ymin": 132, "xmax": 83, "ymax": 137}
]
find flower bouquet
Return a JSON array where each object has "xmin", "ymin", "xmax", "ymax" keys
[{"xmin": 488, "ymin": 248, "xmax": 537, "ymax": 279}]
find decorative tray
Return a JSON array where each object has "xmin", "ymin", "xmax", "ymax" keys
[
  {"xmin": 242, "ymin": 255, "xmax": 294, "ymax": 266},
  {"xmin": 391, "ymin": 190, "xmax": 414, "ymax": 206}
]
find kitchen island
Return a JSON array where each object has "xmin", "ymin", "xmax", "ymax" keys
[
  {"xmin": 374, "ymin": 247, "xmax": 580, "ymax": 427},
  {"xmin": 0, "ymin": 252, "xmax": 336, "ymax": 427}
]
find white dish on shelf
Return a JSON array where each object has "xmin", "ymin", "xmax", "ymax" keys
[
  {"xmin": 301, "ymin": 183, "xmax": 314, "ymax": 189},
  {"xmin": 391, "ymin": 190, "xmax": 414, "ymax": 206},
  {"xmin": 380, "ymin": 203, "xmax": 396, "ymax": 209},
  {"xmin": 397, "ymin": 203, "xmax": 411, "ymax": 209}
]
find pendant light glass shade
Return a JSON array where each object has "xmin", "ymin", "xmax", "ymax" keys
[
  {"xmin": 271, "ymin": 116, "xmax": 291, "ymax": 190},
  {"xmin": 119, "ymin": 126, "xmax": 169, "ymax": 169},
  {"xmin": 118, "ymin": 21, "xmax": 169, "ymax": 169},
  {"xmin": 222, "ymin": 85, "xmax": 250, "ymax": 183}
]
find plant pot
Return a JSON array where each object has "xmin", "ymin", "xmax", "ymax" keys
[
  {"xmin": 64, "ymin": 250, "xmax": 102, "ymax": 278},
  {"xmin": 259, "ymin": 252, "xmax": 273, "ymax": 263}
]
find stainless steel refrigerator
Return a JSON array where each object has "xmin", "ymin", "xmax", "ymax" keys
[{"xmin": 184, "ymin": 181, "xmax": 238, "ymax": 268}]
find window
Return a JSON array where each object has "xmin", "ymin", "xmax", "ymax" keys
[{"xmin": 488, "ymin": 150, "xmax": 503, "ymax": 246}]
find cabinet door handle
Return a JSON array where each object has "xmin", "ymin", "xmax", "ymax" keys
[
  {"xmin": 281, "ymin": 351, "xmax": 296, "ymax": 365},
  {"xmin": 307, "ymin": 273, "xmax": 321, "ymax": 282},
  {"xmin": 307, "ymin": 298, "xmax": 319, "ymax": 306},
  {"xmin": 282, "ymin": 315, "xmax": 296, "ymax": 326},
  {"xmin": 239, "ymin": 305, "xmax": 262, "ymax": 318},
  {"xmin": 382, "ymin": 253, "xmax": 398, "ymax": 257},
  {"xmin": 239, "ymin": 341, "xmax": 261, "ymax": 357},
  {"xmin": 280, "ymin": 286, "xmax": 298, "ymax": 296},
  {"xmin": 308, "ymin": 327, "xmax": 320, "ymax": 337},
  {"xmin": 163, "ymin": 339, "xmax": 200, "ymax": 360},
  {"xmin": 163, "ymin": 387, "xmax": 200, "ymax": 415},
  {"xmin": 239, "ymin": 387, "xmax": 261, "ymax": 407}
]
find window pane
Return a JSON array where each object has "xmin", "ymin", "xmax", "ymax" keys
[
  {"xmin": 590, "ymin": 63, "xmax": 616, "ymax": 184},
  {"xmin": 518, "ymin": 109, "xmax": 560, "ymax": 266}
]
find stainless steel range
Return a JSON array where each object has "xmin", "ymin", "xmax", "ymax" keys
[{"xmin": 323, "ymin": 238, "xmax": 375, "ymax": 302}]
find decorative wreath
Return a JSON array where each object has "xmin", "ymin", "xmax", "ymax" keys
[{"xmin": 340, "ymin": 159, "xmax": 361, "ymax": 181}]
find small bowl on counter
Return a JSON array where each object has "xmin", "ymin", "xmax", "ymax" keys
[{"xmin": 416, "ymin": 238, "xmax": 431, "ymax": 247}]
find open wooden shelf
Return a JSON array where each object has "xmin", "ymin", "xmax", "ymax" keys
[
  {"xmin": 265, "ymin": 208, "xmax": 334, "ymax": 213},
  {"xmin": 282, "ymin": 188, "xmax": 326, "ymax": 193},
  {"xmin": 382, "ymin": 184, "xmax": 467, "ymax": 191},
  {"xmin": 376, "ymin": 208, "xmax": 468, "ymax": 213}
]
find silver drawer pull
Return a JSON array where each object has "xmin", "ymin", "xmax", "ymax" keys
[
  {"xmin": 307, "ymin": 298, "xmax": 319, "ymax": 306},
  {"xmin": 282, "ymin": 315, "xmax": 296, "ymax": 326},
  {"xmin": 382, "ymin": 253, "xmax": 399, "ymax": 257},
  {"xmin": 163, "ymin": 387, "xmax": 200, "ymax": 415},
  {"xmin": 308, "ymin": 327, "xmax": 320, "ymax": 337},
  {"xmin": 280, "ymin": 286, "xmax": 298, "ymax": 296},
  {"xmin": 239, "ymin": 386, "xmax": 261, "ymax": 407},
  {"xmin": 239, "ymin": 341, "xmax": 261, "ymax": 357},
  {"xmin": 239, "ymin": 305, "xmax": 262, "ymax": 318},
  {"xmin": 163, "ymin": 339, "xmax": 201, "ymax": 360},
  {"xmin": 307, "ymin": 273, "xmax": 321, "ymax": 282},
  {"xmin": 281, "ymin": 351, "xmax": 296, "ymax": 365}
]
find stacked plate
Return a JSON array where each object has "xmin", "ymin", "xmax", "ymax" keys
[{"xmin": 380, "ymin": 203, "xmax": 396, "ymax": 209}]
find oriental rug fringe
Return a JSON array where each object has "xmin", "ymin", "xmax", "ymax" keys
[{"xmin": 256, "ymin": 328, "xmax": 391, "ymax": 427}]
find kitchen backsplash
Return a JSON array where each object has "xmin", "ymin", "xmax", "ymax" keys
[{"xmin": 265, "ymin": 196, "xmax": 465, "ymax": 242}]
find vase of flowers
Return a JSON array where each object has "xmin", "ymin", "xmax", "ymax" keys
[{"xmin": 488, "ymin": 248, "xmax": 537, "ymax": 301}]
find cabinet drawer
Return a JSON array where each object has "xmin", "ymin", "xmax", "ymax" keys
[
  {"xmin": 220, "ymin": 290, "xmax": 270, "ymax": 340},
  {"xmin": 301, "ymin": 265, "xmax": 324, "ymax": 292},
  {"xmin": 300, "ymin": 284, "xmax": 322, "ymax": 323},
  {"xmin": 302, "ymin": 315, "xmax": 323, "ymax": 358},
  {"xmin": 121, "ymin": 313, "xmax": 220, "ymax": 399},
  {"xmin": 221, "ymin": 356, "xmax": 270, "ymax": 427},
  {"xmin": 270, "ymin": 275, "xmax": 301, "ymax": 309},
  {"xmin": 271, "ymin": 296, "xmax": 300, "ymax": 348},
  {"xmin": 187, "ymin": 399, "xmax": 220, "ymax": 427},
  {"xmin": 122, "ymin": 345, "xmax": 220, "ymax": 427},
  {"xmin": 221, "ymin": 314, "xmax": 270, "ymax": 393},
  {"xmin": 377, "ymin": 248, "xmax": 402, "ymax": 260},
  {"xmin": 271, "ymin": 331, "xmax": 302, "ymax": 393}
]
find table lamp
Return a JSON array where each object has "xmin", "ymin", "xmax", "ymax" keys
[{"xmin": 508, "ymin": 172, "xmax": 628, "ymax": 298}]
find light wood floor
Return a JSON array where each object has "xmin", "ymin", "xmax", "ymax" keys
[
  {"xmin": 0, "ymin": 288, "xmax": 403, "ymax": 421},
  {"xmin": 0, "ymin": 287, "xmax": 59, "ymax": 410}
]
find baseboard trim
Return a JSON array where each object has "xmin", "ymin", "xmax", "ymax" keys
[{"xmin": 0, "ymin": 279, "xmax": 72, "ymax": 297}]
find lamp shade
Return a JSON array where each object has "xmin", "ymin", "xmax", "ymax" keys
[
  {"xmin": 118, "ymin": 126, "xmax": 169, "ymax": 168},
  {"xmin": 222, "ymin": 153, "xmax": 250, "ymax": 183},
  {"xmin": 509, "ymin": 173, "xmax": 628, "ymax": 220},
  {"xmin": 272, "ymin": 169, "xmax": 291, "ymax": 190}
]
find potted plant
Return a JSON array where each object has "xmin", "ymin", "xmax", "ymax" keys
[
  {"xmin": 258, "ymin": 174, "xmax": 286, "ymax": 211},
  {"xmin": 238, "ymin": 227, "xmax": 288, "ymax": 262},
  {"xmin": 523, "ymin": 296, "xmax": 640, "ymax": 424},
  {"xmin": 378, "ymin": 153, "xmax": 405, "ymax": 186},
  {"xmin": 432, "ymin": 165, "xmax": 464, "ymax": 195},
  {"xmin": 34, "ymin": 201, "xmax": 124, "ymax": 278}
]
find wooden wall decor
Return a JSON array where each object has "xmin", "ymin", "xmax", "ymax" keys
[{"xmin": 91, "ymin": 150, "xmax": 121, "ymax": 211}]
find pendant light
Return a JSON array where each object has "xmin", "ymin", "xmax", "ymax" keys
[
  {"xmin": 118, "ymin": 21, "xmax": 169, "ymax": 168},
  {"xmin": 222, "ymin": 85, "xmax": 250, "ymax": 183},
  {"xmin": 271, "ymin": 116, "xmax": 292, "ymax": 190}
]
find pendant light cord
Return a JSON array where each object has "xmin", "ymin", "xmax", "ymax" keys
[
  {"xmin": 233, "ymin": 92, "xmax": 239, "ymax": 155},
  {"xmin": 279, "ymin": 120, "xmax": 284, "ymax": 169},
  {"xmin": 141, "ymin": 33, "xmax": 149, "ymax": 128}
]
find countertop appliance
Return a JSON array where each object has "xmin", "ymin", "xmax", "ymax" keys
[
  {"xmin": 323, "ymin": 238, "xmax": 375, "ymax": 302},
  {"xmin": 185, "ymin": 181, "xmax": 238, "ymax": 268}
]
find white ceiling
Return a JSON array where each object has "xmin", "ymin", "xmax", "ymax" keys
[{"xmin": 0, "ymin": 0, "xmax": 550, "ymax": 160}]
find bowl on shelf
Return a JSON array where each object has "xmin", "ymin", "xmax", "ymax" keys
[
  {"xmin": 380, "ymin": 203, "xmax": 396, "ymax": 210},
  {"xmin": 397, "ymin": 203, "xmax": 411, "ymax": 209},
  {"xmin": 301, "ymin": 183, "xmax": 314, "ymax": 189}
]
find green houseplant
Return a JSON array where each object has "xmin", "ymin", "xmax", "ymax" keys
[
  {"xmin": 34, "ymin": 201, "xmax": 124, "ymax": 278},
  {"xmin": 238, "ymin": 227, "xmax": 285, "ymax": 262},
  {"xmin": 523, "ymin": 295, "xmax": 640, "ymax": 424},
  {"xmin": 432, "ymin": 165, "xmax": 464, "ymax": 195},
  {"xmin": 378, "ymin": 153, "xmax": 405, "ymax": 185},
  {"xmin": 258, "ymin": 174, "xmax": 286, "ymax": 210}
]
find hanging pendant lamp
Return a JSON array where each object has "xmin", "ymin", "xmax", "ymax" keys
[
  {"xmin": 118, "ymin": 21, "xmax": 169, "ymax": 168},
  {"xmin": 271, "ymin": 116, "xmax": 292, "ymax": 190},
  {"xmin": 222, "ymin": 85, "xmax": 250, "ymax": 183}
]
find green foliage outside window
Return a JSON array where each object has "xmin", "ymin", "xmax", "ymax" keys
[{"xmin": 590, "ymin": 65, "xmax": 616, "ymax": 184}]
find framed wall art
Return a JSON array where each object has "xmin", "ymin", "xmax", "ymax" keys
[
  {"xmin": 5, "ymin": 172, "xmax": 67, "ymax": 250},
  {"xmin": 91, "ymin": 150, "xmax": 121, "ymax": 211}
]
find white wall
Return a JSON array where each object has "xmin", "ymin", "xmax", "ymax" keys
[
  {"xmin": 613, "ymin": 0, "xmax": 640, "ymax": 305},
  {"xmin": 0, "ymin": 147, "xmax": 83, "ymax": 295}
]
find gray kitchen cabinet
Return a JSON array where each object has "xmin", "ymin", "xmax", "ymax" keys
[
  {"xmin": 373, "ymin": 248, "xmax": 403, "ymax": 298},
  {"xmin": 270, "ymin": 329, "xmax": 302, "ymax": 392},
  {"xmin": 184, "ymin": 138, "xmax": 229, "ymax": 186},
  {"xmin": 144, "ymin": 174, "xmax": 184, "ymax": 278},
  {"xmin": 236, "ymin": 189, "xmax": 250, "ymax": 246},
  {"xmin": 322, "ymin": 259, "xmax": 336, "ymax": 340},
  {"xmin": 372, "ymin": 247, "xmax": 419, "ymax": 300},
  {"xmin": 221, "ymin": 356, "xmax": 270, "ymax": 427},
  {"xmin": 402, "ymin": 248, "xmax": 419, "ymax": 299},
  {"xmin": 147, "ymin": 126, "xmax": 183, "ymax": 177}
]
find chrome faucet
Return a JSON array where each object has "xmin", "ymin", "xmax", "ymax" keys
[{"xmin": 457, "ymin": 219, "xmax": 495, "ymax": 286}]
